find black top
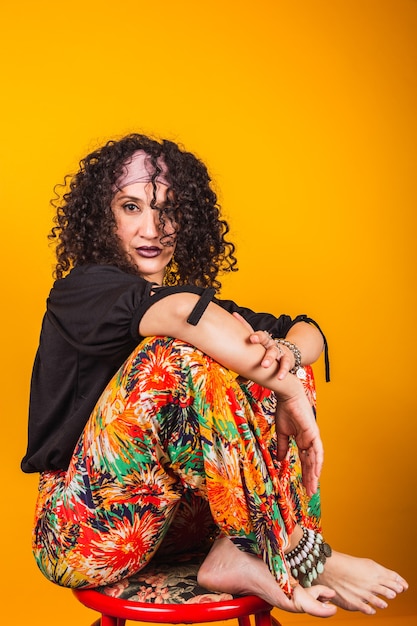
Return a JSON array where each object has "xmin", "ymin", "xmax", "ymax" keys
[{"xmin": 21, "ymin": 264, "xmax": 320, "ymax": 473}]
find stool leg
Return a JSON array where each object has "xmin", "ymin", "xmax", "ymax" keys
[
  {"xmin": 238, "ymin": 615, "xmax": 252, "ymax": 626},
  {"xmin": 99, "ymin": 616, "xmax": 121, "ymax": 626},
  {"xmin": 254, "ymin": 609, "xmax": 275, "ymax": 626}
]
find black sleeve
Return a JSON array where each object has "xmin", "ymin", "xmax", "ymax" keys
[
  {"xmin": 50, "ymin": 266, "xmax": 218, "ymax": 354},
  {"xmin": 47, "ymin": 265, "xmax": 154, "ymax": 356}
]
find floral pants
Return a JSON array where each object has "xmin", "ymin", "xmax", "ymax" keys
[{"xmin": 33, "ymin": 337, "xmax": 321, "ymax": 596}]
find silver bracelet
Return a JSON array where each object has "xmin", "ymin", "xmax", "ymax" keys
[{"xmin": 274, "ymin": 338, "xmax": 302, "ymax": 374}]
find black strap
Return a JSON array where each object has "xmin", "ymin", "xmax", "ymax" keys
[
  {"xmin": 293, "ymin": 315, "xmax": 330, "ymax": 382},
  {"xmin": 187, "ymin": 288, "xmax": 216, "ymax": 325}
]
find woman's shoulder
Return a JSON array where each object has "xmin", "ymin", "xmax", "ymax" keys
[
  {"xmin": 48, "ymin": 265, "xmax": 152, "ymax": 312},
  {"xmin": 51, "ymin": 264, "xmax": 146, "ymax": 292},
  {"xmin": 64, "ymin": 264, "xmax": 142, "ymax": 282},
  {"xmin": 46, "ymin": 265, "xmax": 154, "ymax": 336}
]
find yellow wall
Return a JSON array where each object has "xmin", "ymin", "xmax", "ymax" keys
[{"xmin": 1, "ymin": 1, "xmax": 416, "ymax": 623}]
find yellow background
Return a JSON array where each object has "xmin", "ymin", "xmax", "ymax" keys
[{"xmin": 1, "ymin": 1, "xmax": 416, "ymax": 624}]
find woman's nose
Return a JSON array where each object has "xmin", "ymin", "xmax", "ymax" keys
[{"xmin": 140, "ymin": 208, "xmax": 160, "ymax": 238}]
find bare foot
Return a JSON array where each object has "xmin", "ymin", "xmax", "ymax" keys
[
  {"xmin": 197, "ymin": 537, "xmax": 337, "ymax": 617},
  {"xmin": 315, "ymin": 550, "xmax": 409, "ymax": 615}
]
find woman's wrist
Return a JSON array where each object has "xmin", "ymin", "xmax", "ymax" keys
[{"xmin": 273, "ymin": 370, "xmax": 306, "ymax": 400}]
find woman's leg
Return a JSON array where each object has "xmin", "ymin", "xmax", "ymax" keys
[
  {"xmin": 198, "ymin": 368, "xmax": 408, "ymax": 615},
  {"xmin": 33, "ymin": 337, "xmax": 299, "ymax": 590},
  {"xmin": 196, "ymin": 366, "xmax": 335, "ymax": 613},
  {"xmin": 32, "ymin": 338, "xmax": 407, "ymax": 613},
  {"xmin": 241, "ymin": 366, "xmax": 321, "ymax": 532},
  {"xmin": 33, "ymin": 337, "xmax": 207, "ymax": 588}
]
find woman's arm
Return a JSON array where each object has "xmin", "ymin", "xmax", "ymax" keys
[
  {"xmin": 234, "ymin": 314, "xmax": 324, "ymax": 379},
  {"xmin": 140, "ymin": 293, "xmax": 301, "ymax": 388},
  {"xmin": 139, "ymin": 292, "xmax": 323, "ymax": 494}
]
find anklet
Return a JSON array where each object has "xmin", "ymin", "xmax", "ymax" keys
[{"xmin": 285, "ymin": 528, "xmax": 332, "ymax": 587}]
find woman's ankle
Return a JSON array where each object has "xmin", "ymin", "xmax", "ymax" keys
[
  {"xmin": 285, "ymin": 526, "xmax": 332, "ymax": 588},
  {"xmin": 284, "ymin": 524, "xmax": 304, "ymax": 553}
]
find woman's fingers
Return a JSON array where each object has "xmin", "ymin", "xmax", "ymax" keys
[
  {"xmin": 292, "ymin": 584, "xmax": 337, "ymax": 617},
  {"xmin": 298, "ymin": 440, "xmax": 323, "ymax": 496}
]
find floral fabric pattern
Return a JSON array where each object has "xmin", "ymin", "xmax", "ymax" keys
[
  {"xmin": 33, "ymin": 337, "xmax": 320, "ymax": 596},
  {"xmin": 98, "ymin": 552, "xmax": 233, "ymax": 604}
]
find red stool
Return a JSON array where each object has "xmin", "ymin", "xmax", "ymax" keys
[
  {"xmin": 72, "ymin": 552, "xmax": 283, "ymax": 626},
  {"xmin": 74, "ymin": 589, "xmax": 281, "ymax": 626}
]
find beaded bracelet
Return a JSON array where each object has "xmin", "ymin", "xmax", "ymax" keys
[
  {"xmin": 285, "ymin": 527, "xmax": 332, "ymax": 587},
  {"xmin": 274, "ymin": 338, "xmax": 302, "ymax": 375}
]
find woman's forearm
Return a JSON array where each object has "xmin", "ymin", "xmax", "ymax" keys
[{"xmin": 139, "ymin": 293, "xmax": 303, "ymax": 398}]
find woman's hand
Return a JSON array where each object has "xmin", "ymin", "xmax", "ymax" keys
[
  {"xmin": 274, "ymin": 376, "xmax": 323, "ymax": 496},
  {"xmin": 290, "ymin": 584, "xmax": 336, "ymax": 616},
  {"xmin": 232, "ymin": 313, "xmax": 294, "ymax": 379},
  {"xmin": 233, "ymin": 313, "xmax": 323, "ymax": 493}
]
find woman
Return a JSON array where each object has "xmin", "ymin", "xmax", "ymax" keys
[{"xmin": 22, "ymin": 134, "xmax": 407, "ymax": 617}]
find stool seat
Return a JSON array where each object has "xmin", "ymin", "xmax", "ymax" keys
[{"xmin": 73, "ymin": 552, "xmax": 282, "ymax": 626}]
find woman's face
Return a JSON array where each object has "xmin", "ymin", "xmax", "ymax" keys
[{"xmin": 111, "ymin": 181, "xmax": 176, "ymax": 284}]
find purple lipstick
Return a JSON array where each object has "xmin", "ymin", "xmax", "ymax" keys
[{"xmin": 136, "ymin": 246, "xmax": 162, "ymax": 258}]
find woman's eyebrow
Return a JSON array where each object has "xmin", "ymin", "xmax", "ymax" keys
[
  {"xmin": 115, "ymin": 193, "xmax": 168, "ymax": 209},
  {"xmin": 116, "ymin": 194, "xmax": 143, "ymax": 201}
]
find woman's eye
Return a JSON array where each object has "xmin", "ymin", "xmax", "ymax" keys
[{"xmin": 123, "ymin": 202, "xmax": 139, "ymax": 212}]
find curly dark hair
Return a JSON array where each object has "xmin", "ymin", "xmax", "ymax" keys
[{"xmin": 49, "ymin": 133, "xmax": 238, "ymax": 290}]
